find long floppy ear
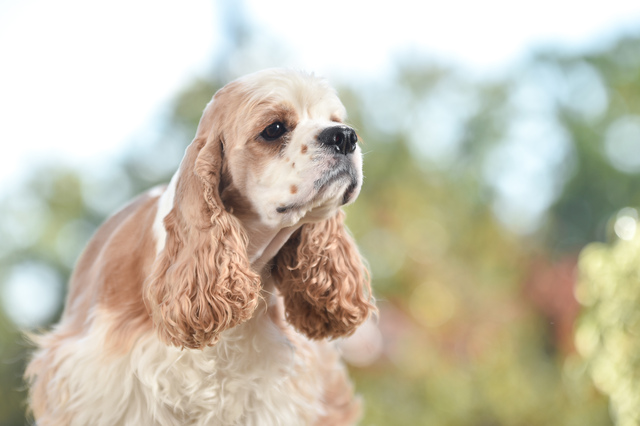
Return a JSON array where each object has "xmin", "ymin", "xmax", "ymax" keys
[
  {"xmin": 273, "ymin": 210, "xmax": 375, "ymax": 340},
  {"xmin": 144, "ymin": 93, "xmax": 260, "ymax": 350}
]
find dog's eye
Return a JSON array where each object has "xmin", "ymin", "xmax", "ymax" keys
[{"xmin": 261, "ymin": 122, "xmax": 287, "ymax": 141}]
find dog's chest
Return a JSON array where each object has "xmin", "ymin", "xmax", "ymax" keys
[{"xmin": 127, "ymin": 311, "xmax": 324, "ymax": 425}]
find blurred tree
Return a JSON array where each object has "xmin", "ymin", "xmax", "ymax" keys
[
  {"xmin": 336, "ymin": 60, "xmax": 611, "ymax": 425},
  {"xmin": 539, "ymin": 35, "xmax": 640, "ymax": 253},
  {"xmin": 0, "ymin": 311, "xmax": 27, "ymax": 426},
  {"xmin": 577, "ymin": 225, "xmax": 640, "ymax": 426}
]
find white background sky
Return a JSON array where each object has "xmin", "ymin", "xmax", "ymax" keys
[
  {"xmin": 1, "ymin": 0, "xmax": 640, "ymax": 327},
  {"xmin": 2, "ymin": 0, "xmax": 640, "ymax": 194}
]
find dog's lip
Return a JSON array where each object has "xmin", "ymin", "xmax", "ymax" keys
[
  {"xmin": 276, "ymin": 203, "xmax": 300, "ymax": 214},
  {"xmin": 276, "ymin": 167, "xmax": 356, "ymax": 214},
  {"xmin": 341, "ymin": 181, "xmax": 358, "ymax": 205},
  {"xmin": 314, "ymin": 166, "xmax": 353, "ymax": 193}
]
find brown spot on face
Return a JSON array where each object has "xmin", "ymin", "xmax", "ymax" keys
[
  {"xmin": 291, "ymin": 162, "xmax": 296, "ymax": 168},
  {"xmin": 219, "ymin": 164, "xmax": 257, "ymax": 223},
  {"xmin": 290, "ymin": 185, "xmax": 298, "ymax": 194},
  {"xmin": 330, "ymin": 114, "xmax": 343, "ymax": 123},
  {"xmin": 301, "ymin": 144, "xmax": 308, "ymax": 154}
]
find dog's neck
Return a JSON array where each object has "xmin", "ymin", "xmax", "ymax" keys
[
  {"xmin": 244, "ymin": 221, "xmax": 301, "ymax": 272},
  {"xmin": 217, "ymin": 181, "xmax": 300, "ymax": 273}
]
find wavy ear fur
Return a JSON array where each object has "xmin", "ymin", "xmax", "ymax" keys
[
  {"xmin": 273, "ymin": 210, "xmax": 375, "ymax": 340},
  {"xmin": 144, "ymin": 95, "xmax": 260, "ymax": 350}
]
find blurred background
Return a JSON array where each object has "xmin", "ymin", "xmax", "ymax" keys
[{"xmin": 2, "ymin": 0, "xmax": 640, "ymax": 424}]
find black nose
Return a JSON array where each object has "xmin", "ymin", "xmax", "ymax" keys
[{"xmin": 318, "ymin": 126, "xmax": 358, "ymax": 155}]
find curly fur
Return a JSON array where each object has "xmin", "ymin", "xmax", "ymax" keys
[
  {"xmin": 273, "ymin": 210, "xmax": 375, "ymax": 340},
  {"xmin": 144, "ymin": 102, "xmax": 261, "ymax": 349}
]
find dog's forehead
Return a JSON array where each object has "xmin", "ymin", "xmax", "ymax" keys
[{"xmin": 238, "ymin": 69, "xmax": 347, "ymax": 119}]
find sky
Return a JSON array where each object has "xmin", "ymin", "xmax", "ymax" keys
[
  {"xmin": 2, "ymin": 0, "xmax": 640, "ymax": 194},
  {"xmin": 0, "ymin": 0, "xmax": 218, "ymax": 189},
  {"xmin": 2, "ymin": 0, "xmax": 640, "ymax": 326}
]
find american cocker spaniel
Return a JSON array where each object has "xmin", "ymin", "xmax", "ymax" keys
[{"xmin": 25, "ymin": 69, "xmax": 376, "ymax": 425}]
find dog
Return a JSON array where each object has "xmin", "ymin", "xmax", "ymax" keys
[{"xmin": 25, "ymin": 68, "xmax": 376, "ymax": 425}]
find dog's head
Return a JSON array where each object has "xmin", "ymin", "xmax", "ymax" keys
[
  {"xmin": 211, "ymin": 69, "xmax": 363, "ymax": 227},
  {"xmin": 145, "ymin": 69, "xmax": 374, "ymax": 349}
]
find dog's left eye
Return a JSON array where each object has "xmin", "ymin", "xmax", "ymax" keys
[{"xmin": 261, "ymin": 122, "xmax": 287, "ymax": 141}]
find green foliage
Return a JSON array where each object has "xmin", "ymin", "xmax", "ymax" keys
[
  {"xmin": 0, "ymin": 310, "xmax": 28, "ymax": 426},
  {"xmin": 542, "ymin": 35, "xmax": 640, "ymax": 252},
  {"xmin": 577, "ymin": 232, "xmax": 640, "ymax": 426},
  {"xmin": 337, "ymin": 62, "xmax": 611, "ymax": 425}
]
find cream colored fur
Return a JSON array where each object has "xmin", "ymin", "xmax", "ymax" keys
[{"xmin": 37, "ymin": 294, "xmax": 345, "ymax": 426}]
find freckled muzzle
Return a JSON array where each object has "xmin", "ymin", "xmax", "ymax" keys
[
  {"xmin": 274, "ymin": 125, "xmax": 361, "ymax": 215},
  {"xmin": 275, "ymin": 155, "xmax": 360, "ymax": 214}
]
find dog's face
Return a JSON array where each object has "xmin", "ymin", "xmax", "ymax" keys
[{"xmin": 214, "ymin": 70, "xmax": 363, "ymax": 227}]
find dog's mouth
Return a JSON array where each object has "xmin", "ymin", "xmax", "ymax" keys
[
  {"xmin": 276, "ymin": 164, "xmax": 359, "ymax": 214},
  {"xmin": 314, "ymin": 162, "xmax": 355, "ymax": 191}
]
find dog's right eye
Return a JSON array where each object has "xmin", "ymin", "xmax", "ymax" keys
[{"xmin": 261, "ymin": 122, "xmax": 287, "ymax": 141}]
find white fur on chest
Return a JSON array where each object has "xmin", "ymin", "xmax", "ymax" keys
[
  {"xmin": 57, "ymin": 307, "xmax": 327, "ymax": 426},
  {"xmin": 152, "ymin": 168, "xmax": 180, "ymax": 255}
]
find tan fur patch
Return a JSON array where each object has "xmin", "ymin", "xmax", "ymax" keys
[
  {"xmin": 25, "ymin": 192, "xmax": 159, "ymax": 420},
  {"xmin": 273, "ymin": 210, "xmax": 376, "ymax": 340},
  {"xmin": 101, "ymin": 194, "xmax": 159, "ymax": 353},
  {"xmin": 144, "ymin": 109, "xmax": 261, "ymax": 349}
]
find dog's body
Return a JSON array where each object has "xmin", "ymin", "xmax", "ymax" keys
[{"xmin": 25, "ymin": 69, "xmax": 374, "ymax": 425}]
